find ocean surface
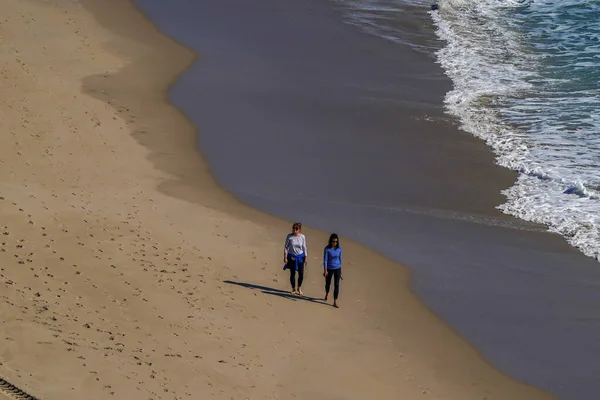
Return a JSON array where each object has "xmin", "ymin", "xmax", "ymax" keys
[
  {"xmin": 130, "ymin": 0, "xmax": 600, "ymax": 398},
  {"xmin": 338, "ymin": 0, "xmax": 600, "ymax": 261}
]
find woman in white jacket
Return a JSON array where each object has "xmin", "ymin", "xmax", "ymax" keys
[{"xmin": 283, "ymin": 222, "xmax": 308, "ymax": 295}]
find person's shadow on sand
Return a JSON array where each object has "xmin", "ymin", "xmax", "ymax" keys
[{"xmin": 223, "ymin": 280, "xmax": 329, "ymax": 306}]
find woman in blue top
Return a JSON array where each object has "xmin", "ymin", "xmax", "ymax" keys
[{"xmin": 323, "ymin": 233, "xmax": 342, "ymax": 308}]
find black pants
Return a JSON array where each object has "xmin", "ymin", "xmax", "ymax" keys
[
  {"xmin": 287, "ymin": 256, "xmax": 305, "ymax": 289},
  {"xmin": 325, "ymin": 268, "xmax": 341, "ymax": 300}
]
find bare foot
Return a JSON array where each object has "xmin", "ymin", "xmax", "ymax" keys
[
  {"xmin": 291, "ymin": 289, "xmax": 297, "ymax": 295},
  {"xmin": 297, "ymin": 288, "xmax": 304, "ymax": 296},
  {"xmin": 333, "ymin": 302, "xmax": 339, "ymax": 308},
  {"xmin": 324, "ymin": 295, "xmax": 328, "ymax": 301}
]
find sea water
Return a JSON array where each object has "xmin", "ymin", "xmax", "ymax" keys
[{"xmin": 338, "ymin": 0, "xmax": 600, "ymax": 261}]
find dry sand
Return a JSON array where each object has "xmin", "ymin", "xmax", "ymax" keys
[{"xmin": 0, "ymin": 0, "xmax": 554, "ymax": 399}]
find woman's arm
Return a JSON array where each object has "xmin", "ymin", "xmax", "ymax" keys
[
  {"xmin": 339, "ymin": 247, "xmax": 342, "ymax": 266},
  {"xmin": 302, "ymin": 235, "xmax": 308, "ymax": 256},
  {"xmin": 302, "ymin": 235, "xmax": 308, "ymax": 265},
  {"xmin": 323, "ymin": 247, "xmax": 328, "ymax": 270},
  {"xmin": 283, "ymin": 235, "xmax": 289, "ymax": 262}
]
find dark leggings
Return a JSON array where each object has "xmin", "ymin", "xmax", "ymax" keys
[
  {"xmin": 325, "ymin": 268, "xmax": 342, "ymax": 300},
  {"xmin": 288, "ymin": 256, "xmax": 305, "ymax": 289}
]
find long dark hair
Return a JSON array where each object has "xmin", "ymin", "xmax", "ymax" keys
[{"xmin": 327, "ymin": 233, "xmax": 339, "ymax": 248}]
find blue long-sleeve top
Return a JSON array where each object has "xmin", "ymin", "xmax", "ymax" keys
[{"xmin": 323, "ymin": 246, "xmax": 342, "ymax": 270}]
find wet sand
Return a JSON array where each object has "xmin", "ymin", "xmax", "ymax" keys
[
  {"xmin": 131, "ymin": 0, "xmax": 600, "ymax": 398},
  {"xmin": 0, "ymin": 0, "xmax": 556, "ymax": 399}
]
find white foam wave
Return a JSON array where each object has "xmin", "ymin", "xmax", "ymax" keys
[{"xmin": 430, "ymin": 0, "xmax": 600, "ymax": 260}]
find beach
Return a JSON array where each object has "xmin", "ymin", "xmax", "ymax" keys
[
  {"xmin": 0, "ymin": 0, "xmax": 593, "ymax": 399},
  {"xmin": 129, "ymin": 0, "xmax": 600, "ymax": 398}
]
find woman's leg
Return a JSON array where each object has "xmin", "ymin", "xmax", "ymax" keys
[
  {"xmin": 325, "ymin": 269, "xmax": 334, "ymax": 300},
  {"xmin": 288, "ymin": 256, "xmax": 296, "ymax": 292},
  {"xmin": 289, "ymin": 268, "xmax": 296, "ymax": 292},
  {"xmin": 333, "ymin": 268, "xmax": 341, "ymax": 307},
  {"xmin": 333, "ymin": 269, "xmax": 341, "ymax": 299},
  {"xmin": 297, "ymin": 262, "xmax": 305, "ymax": 294}
]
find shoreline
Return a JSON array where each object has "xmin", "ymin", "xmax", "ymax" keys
[
  {"xmin": 0, "ymin": 0, "xmax": 554, "ymax": 399},
  {"xmin": 136, "ymin": 1, "xmax": 600, "ymax": 398},
  {"xmin": 103, "ymin": 0, "xmax": 564, "ymax": 397}
]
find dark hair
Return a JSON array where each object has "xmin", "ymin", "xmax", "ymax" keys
[
  {"xmin": 292, "ymin": 222, "xmax": 302, "ymax": 231},
  {"xmin": 327, "ymin": 233, "xmax": 339, "ymax": 248}
]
